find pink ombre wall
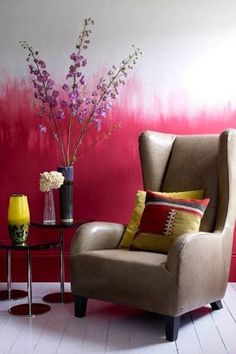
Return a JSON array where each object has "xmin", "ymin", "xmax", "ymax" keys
[{"xmin": 1, "ymin": 0, "xmax": 236, "ymax": 281}]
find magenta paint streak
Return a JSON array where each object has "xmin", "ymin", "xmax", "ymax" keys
[{"xmin": 1, "ymin": 77, "xmax": 236, "ymax": 280}]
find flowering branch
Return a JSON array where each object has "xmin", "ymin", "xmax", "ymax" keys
[
  {"xmin": 64, "ymin": 18, "xmax": 94, "ymax": 165},
  {"xmin": 20, "ymin": 18, "xmax": 142, "ymax": 166},
  {"xmin": 69, "ymin": 45, "xmax": 141, "ymax": 165},
  {"xmin": 20, "ymin": 41, "xmax": 67, "ymax": 165}
]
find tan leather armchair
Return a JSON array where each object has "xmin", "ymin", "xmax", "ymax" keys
[{"xmin": 70, "ymin": 129, "xmax": 236, "ymax": 341}]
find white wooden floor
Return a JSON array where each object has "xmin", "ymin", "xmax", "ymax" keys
[{"xmin": 0, "ymin": 283, "xmax": 236, "ymax": 354}]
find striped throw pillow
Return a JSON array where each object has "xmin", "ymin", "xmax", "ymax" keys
[
  {"xmin": 118, "ymin": 189, "xmax": 205, "ymax": 248},
  {"xmin": 130, "ymin": 191, "xmax": 210, "ymax": 254}
]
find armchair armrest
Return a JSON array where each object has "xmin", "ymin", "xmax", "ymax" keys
[
  {"xmin": 166, "ymin": 231, "xmax": 228, "ymax": 291},
  {"xmin": 70, "ymin": 221, "xmax": 125, "ymax": 256},
  {"xmin": 166, "ymin": 231, "xmax": 224, "ymax": 275},
  {"xmin": 166, "ymin": 231, "xmax": 228, "ymax": 314}
]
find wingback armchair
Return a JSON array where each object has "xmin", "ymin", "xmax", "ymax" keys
[{"xmin": 70, "ymin": 129, "xmax": 236, "ymax": 341}]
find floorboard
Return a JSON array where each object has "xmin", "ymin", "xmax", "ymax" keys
[{"xmin": 0, "ymin": 283, "xmax": 236, "ymax": 353}]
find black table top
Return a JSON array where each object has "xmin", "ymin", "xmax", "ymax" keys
[
  {"xmin": 30, "ymin": 220, "xmax": 92, "ymax": 229},
  {"xmin": 0, "ymin": 220, "xmax": 93, "ymax": 249},
  {"xmin": 0, "ymin": 239, "xmax": 61, "ymax": 250}
]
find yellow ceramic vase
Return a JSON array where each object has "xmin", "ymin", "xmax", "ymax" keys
[{"xmin": 8, "ymin": 194, "xmax": 30, "ymax": 244}]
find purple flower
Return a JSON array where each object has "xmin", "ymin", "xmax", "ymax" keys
[
  {"xmin": 33, "ymin": 69, "xmax": 40, "ymax": 75},
  {"xmin": 39, "ymin": 124, "xmax": 47, "ymax": 133},
  {"xmin": 38, "ymin": 60, "xmax": 46, "ymax": 68},
  {"xmin": 105, "ymin": 101, "xmax": 112, "ymax": 110},
  {"xmin": 66, "ymin": 73, "xmax": 73, "ymax": 80},
  {"xmin": 69, "ymin": 65, "xmax": 76, "ymax": 73},
  {"xmin": 46, "ymin": 96, "xmax": 57, "ymax": 108},
  {"xmin": 80, "ymin": 76, "xmax": 85, "ymax": 85},
  {"xmin": 69, "ymin": 92, "xmax": 78, "ymax": 104},
  {"xmin": 70, "ymin": 53, "xmax": 76, "ymax": 61},
  {"xmin": 56, "ymin": 110, "xmax": 65, "ymax": 119},
  {"xmin": 60, "ymin": 99, "xmax": 67, "ymax": 108},
  {"xmin": 37, "ymin": 74, "xmax": 47, "ymax": 82},
  {"xmin": 46, "ymin": 79, "xmax": 55, "ymax": 89},
  {"xmin": 42, "ymin": 70, "xmax": 50, "ymax": 78},
  {"xmin": 29, "ymin": 64, "xmax": 34, "ymax": 73},
  {"xmin": 70, "ymin": 53, "xmax": 80, "ymax": 62},
  {"xmin": 62, "ymin": 83, "xmax": 70, "ymax": 91},
  {"xmin": 52, "ymin": 90, "xmax": 59, "ymax": 98}
]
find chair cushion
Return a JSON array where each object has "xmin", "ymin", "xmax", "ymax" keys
[
  {"xmin": 119, "ymin": 189, "xmax": 204, "ymax": 248},
  {"xmin": 130, "ymin": 191, "xmax": 209, "ymax": 253},
  {"xmin": 70, "ymin": 249, "xmax": 176, "ymax": 315}
]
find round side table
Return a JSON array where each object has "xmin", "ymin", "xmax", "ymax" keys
[
  {"xmin": 0, "ymin": 239, "xmax": 61, "ymax": 316},
  {"xmin": 31, "ymin": 220, "xmax": 90, "ymax": 304}
]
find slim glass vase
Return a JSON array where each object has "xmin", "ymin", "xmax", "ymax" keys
[{"xmin": 43, "ymin": 189, "xmax": 56, "ymax": 225}]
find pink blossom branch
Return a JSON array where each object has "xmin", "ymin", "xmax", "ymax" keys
[{"xmin": 20, "ymin": 18, "xmax": 142, "ymax": 167}]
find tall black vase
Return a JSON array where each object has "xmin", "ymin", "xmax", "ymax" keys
[{"xmin": 57, "ymin": 166, "xmax": 74, "ymax": 223}]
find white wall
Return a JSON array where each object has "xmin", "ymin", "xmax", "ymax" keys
[{"xmin": 1, "ymin": 0, "xmax": 236, "ymax": 114}]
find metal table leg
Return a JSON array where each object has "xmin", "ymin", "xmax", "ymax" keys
[
  {"xmin": 9, "ymin": 249, "xmax": 51, "ymax": 316},
  {"xmin": 0, "ymin": 249, "xmax": 27, "ymax": 301},
  {"xmin": 60, "ymin": 228, "xmax": 65, "ymax": 302},
  {"xmin": 27, "ymin": 249, "xmax": 32, "ymax": 316},
  {"xmin": 43, "ymin": 228, "xmax": 73, "ymax": 303}
]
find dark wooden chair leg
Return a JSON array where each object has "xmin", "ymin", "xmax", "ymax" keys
[
  {"xmin": 165, "ymin": 315, "xmax": 180, "ymax": 341},
  {"xmin": 74, "ymin": 295, "xmax": 88, "ymax": 317},
  {"xmin": 210, "ymin": 300, "xmax": 223, "ymax": 310}
]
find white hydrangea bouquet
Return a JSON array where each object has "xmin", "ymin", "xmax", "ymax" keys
[
  {"xmin": 39, "ymin": 171, "xmax": 65, "ymax": 224},
  {"xmin": 39, "ymin": 171, "xmax": 64, "ymax": 192}
]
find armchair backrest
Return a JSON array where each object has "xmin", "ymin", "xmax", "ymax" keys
[{"xmin": 139, "ymin": 130, "xmax": 236, "ymax": 236}]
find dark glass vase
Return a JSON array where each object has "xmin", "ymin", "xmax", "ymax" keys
[{"xmin": 57, "ymin": 166, "xmax": 74, "ymax": 224}]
